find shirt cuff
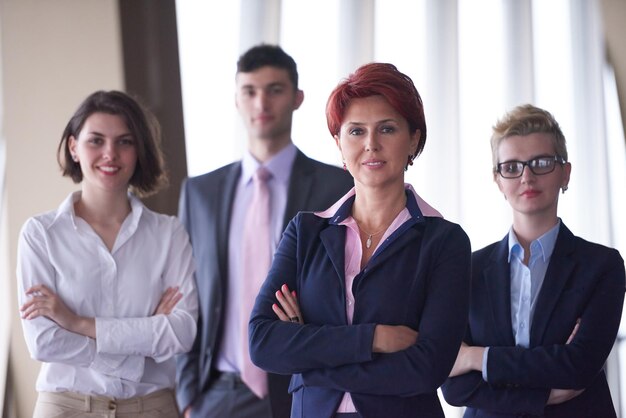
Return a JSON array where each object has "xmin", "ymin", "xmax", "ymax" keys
[{"xmin": 482, "ymin": 346, "xmax": 490, "ymax": 382}]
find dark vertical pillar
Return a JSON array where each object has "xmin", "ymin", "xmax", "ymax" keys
[{"xmin": 119, "ymin": 0, "xmax": 187, "ymax": 216}]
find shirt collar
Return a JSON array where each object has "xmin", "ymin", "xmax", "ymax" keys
[
  {"xmin": 52, "ymin": 190, "xmax": 144, "ymax": 232},
  {"xmin": 508, "ymin": 220, "xmax": 561, "ymax": 262},
  {"xmin": 315, "ymin": 183, "xmax": 443, "ymax": 224},
  {"xmin": 241, "ymin": 142, "xmax": 297, "ymax": 186}
]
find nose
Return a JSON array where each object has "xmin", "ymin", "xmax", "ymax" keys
[
  {"xmin": 519, "ymin": 164, "xmax": 535, "ymax": 183},
  {"xmin": 254, "ymin": 91, "xmax": 269, "ymax": 111},
  {"xmin": 364, "ymin": 132, "xmax": 380, "ymax": 151},
  {"xmin": 102, "ymin": 141, "xmax": 117, "ymax": 161}
]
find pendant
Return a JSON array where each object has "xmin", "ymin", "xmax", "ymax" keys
[{"xmin": 366, "ymin": 235, "xmax": 372, "ymax": 249}]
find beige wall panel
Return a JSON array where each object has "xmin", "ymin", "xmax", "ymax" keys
[
  {"xmin": 0, "ymin": 0, "xmax": 123, "ymax": 416},
  {"xmin": 600, "ymin": 0, "xmax": 626, "ymax": 135}
]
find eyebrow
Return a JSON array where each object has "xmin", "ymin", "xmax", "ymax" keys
[
  {"xmin": 500, "ymin": 153, "xmax": 554, "ymax": 162},
  {"xmin": 85, "ymin": 130, "xmax": 133, "ymax": 139},
  {"xmin": 345, "ymin": 118, "xmax": 398, "ymax": 125},
  {"xmin": 240, "ymin": 81, "xmax": 287, "ymax": 90}
]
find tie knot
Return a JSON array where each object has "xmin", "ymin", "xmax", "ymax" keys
[{"xmin": 254, "ymin": 166, "xmax": 272, "ymax": 183}]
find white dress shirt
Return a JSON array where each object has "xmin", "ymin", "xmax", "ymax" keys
[{"xmin": 17, "ymin": 191, "xmax": 198, "ymax": 398}]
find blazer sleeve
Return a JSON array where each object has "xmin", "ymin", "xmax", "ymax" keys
[
  {"xmin": 441, "ymin": 318, "xmax": 549, "ymax": 415},
  {"xmin": 442, "ymin": 371, "xmax": 550, "ymax": 416},
  {"xmin": 175, "ymin": 178, "xmax": 201, "ymax": 411},
  {"xmin": 249, "ymin": 215, "xmax": 378, "ymax": 373},
  {"xmin": 485, "ymin": 248, "xmax": 625, "ymax": 390},
  {"xmin": 250, "ymin": 218, "xmax": 471, "ymax": 397},
  {"xmin": 299, "ymin": 224, "xmax": 471, "ymax": 396}
]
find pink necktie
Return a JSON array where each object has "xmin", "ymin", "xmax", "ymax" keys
[{"xmin": 241, "ymin": 167, "xmax": 271, "ymax": 398}]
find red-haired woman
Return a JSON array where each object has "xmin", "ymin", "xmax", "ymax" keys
[{"xmin": 249, "ymin": 63, "xmax": 471, "ymax": 418}]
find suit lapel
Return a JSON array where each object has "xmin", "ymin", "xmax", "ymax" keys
[
  {"xmin": 530, "ymin": 224, "xmax": 576, "ymax": 346},
  {"xmin": 283, "ymin": 150, "xmax": 314, "ymax": 228},
  {"xmin": 365, "ymin": 223, "xmax": 421, "ymax": 274},
  {"xmin": 216, "ymin": 163, "xmax": 241, "ymax": 284},
  {"xmin": 484, "ymin": 237, "xmax": 516, "ymax": 346},
  {"xmin": 319, "ymin": 225, "xmax": 347, "ymax": 289}
]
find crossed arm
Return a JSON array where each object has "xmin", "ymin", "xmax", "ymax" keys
[
  {"xmin": 442, "ymin": 253, "xmax": 625, "ymax": 414},
  {"xmin": 20, "ymin": 283, "xmax": 183, "ymax": 338},
  {"xmin": 447, "ymin": 321, "xmax": 583, "ymax": 406},
  {"xmin": 17, "ymin": 218, "xmax": 198, "ymax": 381},
  {"xmin": 273, "ymin": 284, "xmax": 417, "ymax": 355}
]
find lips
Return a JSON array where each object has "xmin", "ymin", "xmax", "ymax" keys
[
  {"xmin": 255, "ymin": 114, "xmax": 274, "ymax": 124},
  {"xmin": 362, "ymin": 159, "xmax": 385, "ymax": 167},
  {"xmin": 521, "ymin": 189, "xmax": 540, "ymax": 198},
  {"xmin": 98, "ymin": 165, "xmax": 120, "ymax": 175}
]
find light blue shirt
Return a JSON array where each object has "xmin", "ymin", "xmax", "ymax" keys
[
  {"xmin": 482, "ymin": 221, "xmax": 561, "ymax": 381},
  {"xmin": 217, "ymin": 143, "xmax": 297, "ymax": 372}
]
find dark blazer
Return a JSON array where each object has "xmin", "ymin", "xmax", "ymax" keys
[
  {"xmin": 249, "ymin": 191, "xmax": 471, "ymax": 418},
  {"xmin": 175, "ymin": 150, "xmax": 353, "ymax": 418},
  {"xmin": 442, "ymin": 223, "xmax": 626, "ymax": 418}
]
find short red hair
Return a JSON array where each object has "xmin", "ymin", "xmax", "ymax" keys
[{"xmin": 326, "ymin": 63, "xmax": 427, "ymax": 157}]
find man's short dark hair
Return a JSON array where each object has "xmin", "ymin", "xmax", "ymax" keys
[{"xmin": 236, "ymin": 44, "xmax": 299, "ymax": 89}]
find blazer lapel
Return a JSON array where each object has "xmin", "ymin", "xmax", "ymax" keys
[
  {"xmin": 283, "ymin": 150, "xmax": 314, "ymax": 228},
  {"xmin": 319, "ymin": 225, "xmax": 347, "ymax": 289},
  {"xmin": 530, "ymin": 224, "xmax": 576, "ymax": 346},
  {"xmin": 484, "ymin": 237, "xmax": 516, "ymax": 346},
  {"xmin": 216, "ymin": 163, "xmax": 241, "ymax": 284},
  {"xmin": 365, "ymin": 223, "xmax": 421, "ymax": 274}
]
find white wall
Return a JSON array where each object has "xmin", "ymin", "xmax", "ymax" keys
[{"xmin": 0, "ymin": 0, "xmax": 124, "ymax": 415}]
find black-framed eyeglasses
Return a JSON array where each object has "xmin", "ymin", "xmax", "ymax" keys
[{"xmin": 496, "ymin": 155, "xmax": 566, "ymax": 179}]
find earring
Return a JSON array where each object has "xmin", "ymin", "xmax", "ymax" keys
[
  {"xmin": 342, "ymin": 160, "xmax": 347, "ymax": 171},
  {"xmin": 71, "ymin": 155, "xmax": 78, "ymax": 162},
  {"xmin": 561, "ymin": 185, "xmax": 568, "ymax": 194}
]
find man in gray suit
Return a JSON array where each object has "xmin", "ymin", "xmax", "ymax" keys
[{"xmin": 175, "ymin": 44, "xmax": 353, "ymax": 418}]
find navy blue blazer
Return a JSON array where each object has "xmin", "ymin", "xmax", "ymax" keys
[
  {"xmin": 249, "ymin": 191, "xmax": 471, "ymax": 418},
  {"xmin": 442, "ymin": 223, "xmax": 625, "ymax": 417},
  {"xmin": 175, "ymin": 150, "xmax": 353, "ymax": 417}
]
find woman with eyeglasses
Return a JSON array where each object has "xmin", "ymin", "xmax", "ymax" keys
[{"xmin": 442, "ymin": 104, "xmax": 625, "ymax": 417}]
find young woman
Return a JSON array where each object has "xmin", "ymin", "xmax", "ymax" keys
[
  {"xmin": 249, "ymin": 63, "xmax": 471, "ymax": 418},
  {"xmin": 17, "ymin": 90, "xmax": 198, "ymax": 417},
  {"xmin": 442, "ymin": 104, "xmax": 625, "ymax": 417}
]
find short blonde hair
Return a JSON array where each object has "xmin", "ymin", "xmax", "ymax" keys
[{"xmin": 490, "ymin": 104, "xmax": 567, "ymax": 172}]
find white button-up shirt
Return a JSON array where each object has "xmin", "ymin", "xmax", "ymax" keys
[{"xmin": 17, "ymin": 191, "xmax": 198, "ymax": 398}]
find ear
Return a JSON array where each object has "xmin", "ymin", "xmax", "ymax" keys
[
  {"xmin": 334, "ymin": 134, "xmax": 342, "ymax": 152},
  {"xmin": 562, "ymin": 161, "xmax": 572, "ymax": 188},
  {"xmin": 293, "ymin": 89, "xmax": 304, "ymax": 110},
  {"xmin": 68, "ymin": 136, "xmax": 78, "ymax": 158}
]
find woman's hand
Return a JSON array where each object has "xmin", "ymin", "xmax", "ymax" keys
[
  {"xmin": 566, "ymin": 318, "xmax": 581, "ymax": 344},
  {"xmin": 448, "ymin": 342, "xmax": 485, "ymax": 377},
  {"xmin": 272, "ymin": 284, "xmax": 303, "ymax": 324},
  {"xmin": 372, "ymin": 325, "xmax": 418, "ymax": 353},
  {"xmin": 20, "ymin": 284, "xmax": 95, "ymax": 338},
  {"xmin": 547, "ymin": 388, "xmax": 585, "ymax": 405},
  {"xmin": 153, "ymin": 286, "xmax": 183, "ymax": 315}
]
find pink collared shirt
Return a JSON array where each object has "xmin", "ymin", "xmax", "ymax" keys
[{"xmin": 315, "ymin": 184, "xmax": 442, "ymax": 412}]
